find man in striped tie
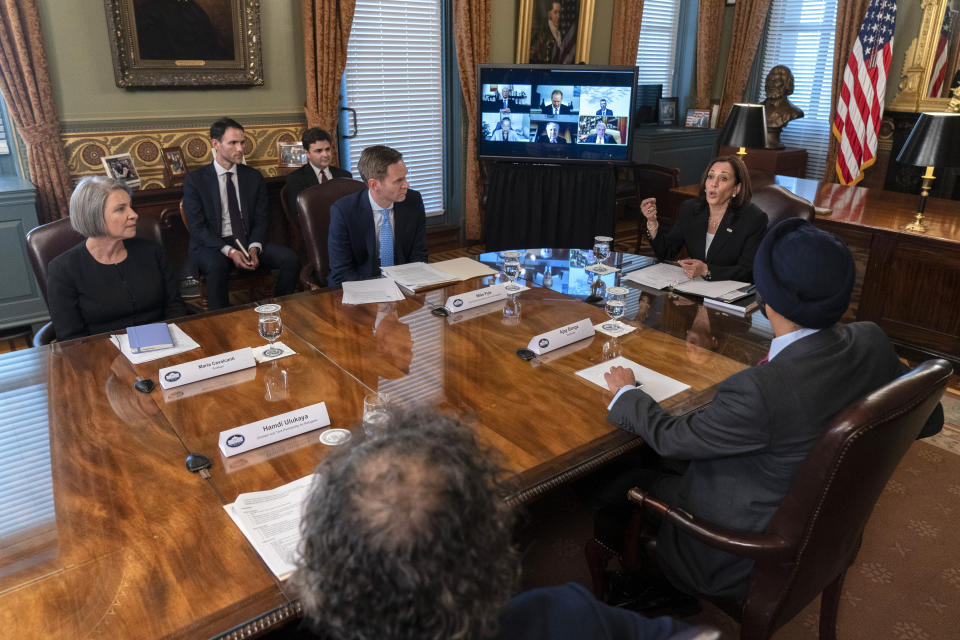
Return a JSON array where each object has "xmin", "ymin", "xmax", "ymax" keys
[
  {"xmin": 328, "ymin": 145, "xmax": 428, "ymax": 287},
  {"xmin": 284, "ymin": 127, "xmax": 352, "ymax": 219}
]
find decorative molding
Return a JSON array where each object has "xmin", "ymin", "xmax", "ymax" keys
[{"xmin": 61, "ymin": 120, "xmax": 308, "ymax": 189}]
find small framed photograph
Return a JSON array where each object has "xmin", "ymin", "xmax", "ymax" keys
[
  {"xmin": 101, "ymin": 153, "xmax": 141, "ymax": 189},
  {"xmin": 277, "ymin": 142, "xmax": 305, "ymax": 167},
  {"xmin": 658, "ymin": 97, "xmax": 678, "ymax": 126},
  {"xmin": 685, "ymin": 108, "xmax": 712, "ymax": 128},
  {"xmin": 161, "ymin": 146, "xmax": 187, "ymax": 185}
]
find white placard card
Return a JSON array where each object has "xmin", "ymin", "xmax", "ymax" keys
[
  {"xmin": 158, "ymin": 347, "xmax": 256, "ymax": 389},
  {"xmin": 526, "ymin": 317, "xmax": 595, "ymax": 355},
  {"xmin": 444, "ymin": 285, "xmax": 508, "ymax": 313},
  {"xmin": 219, "ymin": 402, "xmax": 331, "ymax": 457}
]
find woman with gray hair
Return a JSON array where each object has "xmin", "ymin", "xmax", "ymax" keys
[{"xmin": 46, "ymin": 176, "xmax": 185, "ymax": 341}]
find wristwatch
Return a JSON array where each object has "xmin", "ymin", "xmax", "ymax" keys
[{"xmin": 704, "ymin": 269, "xmax": 712, "ymax": 281}]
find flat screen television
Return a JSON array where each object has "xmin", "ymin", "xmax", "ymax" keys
[{"xmin": 478, "ymin": 64, "xmax": 639, "ymax": 164}]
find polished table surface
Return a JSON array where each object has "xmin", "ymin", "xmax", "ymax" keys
[{"xmin": 0, "ymin": 255, "xmax": 767, "ymax": 638}]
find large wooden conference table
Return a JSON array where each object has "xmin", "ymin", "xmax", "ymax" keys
[{"xmin": 0, "ymin": 258, "xmax": 759, "ymax": 639}]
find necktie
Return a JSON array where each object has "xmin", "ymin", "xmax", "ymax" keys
[
  {"xmin": 554, "ymin": 107, "xmax": 558, "ymax": 115},
  {"xmin": 225, "ymin": 171, "xmax": 247, "ymax": 246},
  {"xmin": 379, "ymin": 209, "xmax": 394, "ymax": 267},
  {"xmin": 320, "ymin": 170, "xmax": 328, "ymax": 184},
  {"xmin": 503, "ymin": 131, "xmax": 507, "ymax": 141}
]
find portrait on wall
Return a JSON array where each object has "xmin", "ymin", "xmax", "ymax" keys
[
  {"xmin": 102, "ymin": 153, "xmax": 141, "ymax": 189},
  {"xmin": 103, "ymin": 0, "xmax": 263, "ymax": 87},
  {"xmin": 515, "ymin": 0, "xmax": 595, "ymax": 64}
]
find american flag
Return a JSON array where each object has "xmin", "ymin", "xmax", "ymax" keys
[
  {"xmin": 832, "ymin": 0, "xmax": 896, "ymax": 186},
  {"xmin": 927, "ymin": 10, "xmax": 955, "ymax": 97}
]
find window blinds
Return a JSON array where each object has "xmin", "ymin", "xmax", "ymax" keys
[
  {"xmin": 757, "ymin": 0, "xmax": 838, "ymax": 178},
  {"xmin": 344, "ymin": 0, "xmax": 445, "ymax": 216},
  {"xmin": 635, "ymin": 0, "xmax": 681, "ymax": 96}
]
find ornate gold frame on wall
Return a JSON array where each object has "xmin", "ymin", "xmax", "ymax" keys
[
  {"xmin": 890, "ymin": 0, "xmax": 959, "ymax": 112},
  {"xmin": 514, "ymin": 0, "xmax": 595, "ymax": 64},
  {"xmin": 103, "ymin": 0, "xmax": 263, "ymax": 88}
]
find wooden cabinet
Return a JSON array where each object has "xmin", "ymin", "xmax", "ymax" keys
[
  {"xmin": 632, "ymin": 127, "xmax": 722, "ymax": 185},
  {"xmin": 0, "ymin": 177, "xmax": 46, "ymax": 330}
]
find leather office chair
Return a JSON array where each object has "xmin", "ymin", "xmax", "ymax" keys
[
  {"xmin": 296, "ymin": 178, "xmax": 365, "ymax": 289},
  {"xmin": 597, "ymin": 358, "xmax": 951, "ymax": 640},
  {"xmin": 751, "ymin": 183, "xmax": 814, "ymax": 228},
  {"xmin": 621, "ymin": 163, "xmax": 680, "ymax": 252},
  {"xmin": 25, "ymin": 218, "xmax": 84, "ymax": 346}
]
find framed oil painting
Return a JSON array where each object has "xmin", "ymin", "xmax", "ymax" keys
[
  {"xmin": 103, "ymin": 0, "xmax": 263, "ymax": 87},
  {"xmin": 515, "ymin": 0, "xmax": 596, "ymax": 64}
]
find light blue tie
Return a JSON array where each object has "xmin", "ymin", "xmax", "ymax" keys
[{"xmin": 379, "ymin": 209, "xmax": 394, "ymax": 267}]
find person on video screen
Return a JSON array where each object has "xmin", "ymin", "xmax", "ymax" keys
[
  {"xmin": 584, "ymin": 121, "xmax": 615, "ymax": 144},
  {"xmin": 543, "ymin": 90, "xmax": 572, "ymax": 116},
  {"xmin": 537, "ymin": 121, "xmax": 566, "ymax": 144},
  {"xmin": 490, "ymin": 117, "xmax": 522, "ymax": 142},
  {"xmin": 596, "ymin": 99, "xmax": 614, "ymax": 119}
]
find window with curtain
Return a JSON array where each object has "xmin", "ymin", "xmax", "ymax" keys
[
  {"xmin": 342, "ymin": 0, "xmax": 445, "ymax": 217},
  {"xmin": 756, "ymin": 0, "xmax": 838, "ymax": 178},
  {"xmin": 634, "ymin": 0, "xmax": 682, "ymax": 96}
]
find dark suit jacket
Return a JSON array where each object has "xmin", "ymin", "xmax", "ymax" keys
[
  {"xmin": 327, "ymin": 187, "xmax": 428, "ymax": 287},
  {"xmin": 607, "ymin": 322, "xmax": 944, "ymax": 601},
  {"xmin": 596, "ymin": 108, "xmax": 614, "ymax": 117},
  {"xmin": 284, "ymin": 163, "xmax": 351, "ymax": 217},
  {"xmin": 536, "ymin": 135, "xmax": 567, "ymax": 144},
  {"xmin": 496, "ymin": 582, "xmax": 690, "ymax": 640},
  {"xmin": 182, "ymin": 162, "xmax": 268, "ymax": 255},
  {"xmin": 543, "ymin": 103, "xmax": 572, "ymax": 115},
  {"xmin": 650, "ymin": 199, "xmax": 767, "ymax": 282},
  {"xmin": 584, "ymin": 133, "xmax": 615, "ymax": 144}
]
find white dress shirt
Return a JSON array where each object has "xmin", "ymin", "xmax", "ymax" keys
[{"xmin": 311, "ymin": 163, "xmax": 333, "ymax": 183}]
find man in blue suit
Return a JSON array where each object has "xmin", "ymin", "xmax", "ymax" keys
[
  {"xmin": 182, "ymin": 118, "xmax": 300, "ymax": 309},
  {"xmin": 596, "ymin": 98, "xmax": 614, "ymax": 119},
  {"xmin": 327, "ymin": 145, "xmax": 428, "ymax": 287}
]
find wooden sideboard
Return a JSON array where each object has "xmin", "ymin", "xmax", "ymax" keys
[{"xmin": 671, "ymin": 176, "xmax": 960, "ymax": 366}]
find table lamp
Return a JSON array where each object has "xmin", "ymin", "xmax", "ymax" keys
[
  {"xmin": 719, "ymin": 103, "xmax": 767, "ymax": 157},
  {"xmin": 896, "ymin": 112, "xmax": 960, "ymax": 233}
]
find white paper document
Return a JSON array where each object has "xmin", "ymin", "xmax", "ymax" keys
[
  {"xmin": 341, "ymin": 278, "xmax": 405, "ymax": 304},
  {"xmin": 381, "ymin": 262, "xmax": 458, "ymax": 290},
  {"xmin": 575, "ymin": 356, "xmax": 691, "ymax": 403},
  {"xmin": 430, "ymin": 257, "xmax": 498, "ymax": 281},
  {"xmin": 224, "ymin": 474, "xmax": 315, "ymax": 579},
  {"xmin": 622, "ymin": 264, "xmax": 746, "ymax": 299},
  {"xmin": 110, "ymin": 323, "xmax": 200, "ymax": 364}
]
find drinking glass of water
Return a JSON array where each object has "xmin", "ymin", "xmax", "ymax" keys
[
  {"xmin": 593, "ymin": 235, "xmax": 612, "ymax": 271},
  {"xmin": 603, "ymin": 286, "xmax": 629, "ymax": 331},
  {"xmin": 502, "ymin": 251, "xmax": 522, "ymax": 292},
  {"xmin": 362, "ymin": 392, "xmax": 391, "ymax": 437},
  {"xmin": 255, "ymin": 304, "xmax": 283, "ymax": 357}
]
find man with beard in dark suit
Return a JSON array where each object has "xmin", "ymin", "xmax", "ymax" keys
[{"xmin": 284, "ymin": 128, "xmax": 352, "ymax": 217}]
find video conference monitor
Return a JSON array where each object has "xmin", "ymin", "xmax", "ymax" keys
[{"xmin": 478, "ymin": 64, "xmax": 639, "ymax": 164}]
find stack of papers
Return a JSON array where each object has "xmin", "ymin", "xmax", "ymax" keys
[
  {"xmin": 381, "ymin": 262, "xmax": 459, "ymax": 291},
  {"xmin": 575, "ymin": 356, "xmax": 691, "ymax": 402},
  {"xmin": 623, "ymin": 263, "xmax": 748, "ymax": 299},
  {"xmin": 224, "ymin": 474, "xmax": 314, "ymax": 579},
  {"xmin": 430, "ymin": 257, "xmax": 498, "ymax": 281},
  {"xmin": 341, "ymin": 278, "xmax": 405, "ymax": 304},
  {"xmin": 110, "ymin": 324, "xmax": 200, "ymax": 364}
]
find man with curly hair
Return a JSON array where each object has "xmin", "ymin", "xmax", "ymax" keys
[{"xmin": 293, "ymin": 409, "xmax": 702, "ymax": 640}]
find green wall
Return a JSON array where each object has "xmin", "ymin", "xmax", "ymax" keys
[{"xmin": 38, "ymin": 0, "xmax": 306, "ymax": 125}]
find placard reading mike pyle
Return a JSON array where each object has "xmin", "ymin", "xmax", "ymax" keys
[
  {"xmin": 527, "ymin": 318, "xmax": 594, "ymax": 355},
  {"xmin": 158, "ymin": 347, "xmax": 256, "ymax": 389},
  {"xmin": 444, "ymin": 285, "xmax": 508, "ymax": 313},
  {"xmin": 219, "ymin": 402, "xmax": 331, "ymax": 457}
]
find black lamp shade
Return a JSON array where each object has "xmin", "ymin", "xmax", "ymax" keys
[
  {"xmin": 897, "ymin": 113, "xmax": 960, "ymax": 168},
  {"xmin": 719, "ymin": 103, "xmax": 768, "ymax": 149}
]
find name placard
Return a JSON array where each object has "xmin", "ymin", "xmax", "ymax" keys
[
  {"xmin": 526, "ymin": 317, "xmax": 594, "ymax": 355},
  {"xmin": 444, "ymin": 285, "xmax": 508, "ymax": 313},
  {"xmin": 158, "ymin": 347, "xmax": 256, "ymax": 389},
  {"xmin": 218, "ymin": 402, "xmax": 331, "ymax": 458}
]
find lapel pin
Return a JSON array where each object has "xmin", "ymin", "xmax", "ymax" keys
[{"xmin": 726, "ymin": 227, "xmax": 733, "ymax": 232}]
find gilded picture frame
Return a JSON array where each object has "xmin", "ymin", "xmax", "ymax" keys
[
  {"xmin": 515, "ymin": 0, "xmax": 595, "ymax": 64},
  {"xmin": 103, "ymin": 0, "xmax": 263, "ymax": 88}
]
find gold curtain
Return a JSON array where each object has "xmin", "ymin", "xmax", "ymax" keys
[
  {"xmin": 695, "ymin": 0, "xmax": 725, "ymax": 109},
  {"xmin": 302, "ymin": 0, "xmax": 357, "ymax": 166},
  {"xmin": 453, "ymin": 0, "xmax": 490, "ymax": 241},
  {"xmin": 0, "ymin": 0, "xmax": 72, "ymax": 224},
  {"xmin": 609, "ymin": 0, "xmax": 644, "ymax": 66},
  {"xmin": 718, "ymin": 0, "xmax": 772, "ymax": 126},
  {"xmin": 822, "ymin": 0, "xmax": 872, "ymax": 182}
]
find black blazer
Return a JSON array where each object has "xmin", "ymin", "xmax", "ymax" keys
[
  {"xmin": 284, "ymin": 163, "xmax": 352, "ymax": 217},
  {"xmin": 536, "ymin": 135, "xmax": 567, "ymax": 144},
  {"xmin": 650, "ymin": 199, "xmax": 767, "ymax": 282},
  {"xmin": 182, "ymin": 162, "xmax": 268, "ymax": 255},
  {"xmin": 327, "ymin": 187, "xmax": 428, "ymax": 287}
]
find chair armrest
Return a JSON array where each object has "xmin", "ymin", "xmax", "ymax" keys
[
  {"xmin": 299, "ymin": 264, "xmax": 321, "ymax": 291},
  {"xmin": 628, "ymin": 487, "xmax": 792, "ymax": 562}
]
